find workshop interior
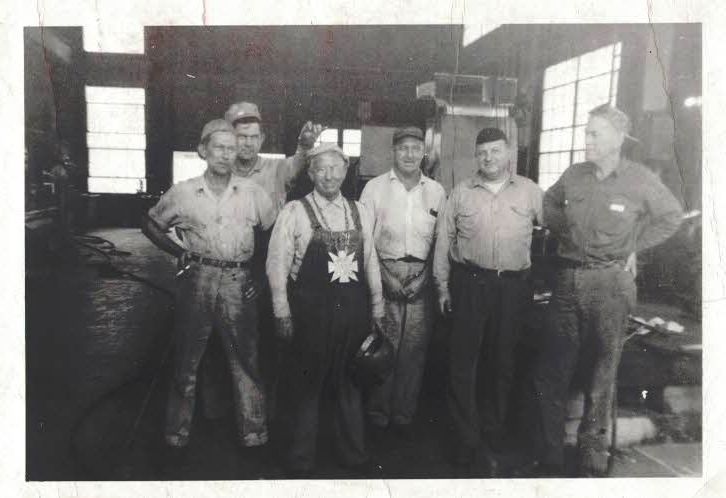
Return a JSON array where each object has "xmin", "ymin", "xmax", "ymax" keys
[{"xmin": 25, "ymin": 24, "xmax": 701, "ymax": 480}]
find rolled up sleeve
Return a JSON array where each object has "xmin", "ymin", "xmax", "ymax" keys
[{"xmin": 147, "ymin": 186, "xmax": 181, "ymax": 231}]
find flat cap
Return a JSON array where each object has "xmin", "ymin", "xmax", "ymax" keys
[
  {"xmin": 225, "ymin": 101, "xmax": 262, "ymax": 125},
  {"xmin": 200, "ymin": 119, "xmax": 235, "ymax": 144},
  {"xmin": 392, "ymin": 126, "xmax": 424, "ymax": 145},
  {"xmin": 475, "ymin": 127, "xmax": 508, "ymax": 145},
  {"xmin": 307, "ymin": 143, "xmax": 349, "ymax": 166}
]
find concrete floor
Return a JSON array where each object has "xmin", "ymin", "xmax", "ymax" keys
[{"xmin": 25, "ymin": 228, "xmax": 702, "ymax": 481}]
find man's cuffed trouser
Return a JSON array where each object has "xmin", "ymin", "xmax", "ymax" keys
[
  {"xmin": 367, "ymin": 260, "xmax": 433, "ymax": 427},
  {"xmin": 165, "ymin": 265, "xmax": 267, "ymax": 448},
  {"xmin": 532, "ymin": 266, "xmax": 636, "ymax": 466},
  {"xmin": 447, "ymin": 263, "xmax": 532, "ymax": 450}
]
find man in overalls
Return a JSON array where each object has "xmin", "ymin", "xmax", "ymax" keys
[
  {"xmin": 142, "ymin": 119, "xmax": 275, "ymax": 452},
  {"xmin": 266, "ymin": 143, "xmax": 384, "ymax": 477}
]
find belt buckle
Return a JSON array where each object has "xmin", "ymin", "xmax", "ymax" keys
[{"xmin": 497, "ymin": 269, "xmax": 503, "ymax": 277}]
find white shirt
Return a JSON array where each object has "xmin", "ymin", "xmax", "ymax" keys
[{"xmin": 359, "ymin": 170, "xmax": 446, "ymax": 261}]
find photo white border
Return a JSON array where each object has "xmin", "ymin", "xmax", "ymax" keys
[{"xmin": 3, "ymin": 1, "xmax": 723, "ymax": 496}]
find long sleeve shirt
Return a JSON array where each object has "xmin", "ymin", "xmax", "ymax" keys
[
  {"xmin": 266, "ymin": 190, "xmax": 384, "ymax": 319},
  {"xmin": 543, "ymin": 159, "xmax": 683, "ymax": 263},
  {"xmin": 359, "ymin": 170, "xmax": 446, "ymax": 261},
  {"xmin": 147, "ymin": 174, "xmax": 275, "ymax": 262},
  {"xmin": 433, "ymin": 173, "xmax": 543, "ymax": 296}
]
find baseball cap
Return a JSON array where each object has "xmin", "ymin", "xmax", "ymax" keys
[
  {"xmin": 200, "ymin": 119, "xmax": 235, "ymax": 144},
  {"xmin": 392, "ymin": 126, "xmax": 424, "ymax": 145},
  {"xmin": 225, "ymin": 101, "xmax": 262, "ymax": 125},
  {"xmin": 307, "ymin": 143, "xmax": 349, "ymax": 166}
]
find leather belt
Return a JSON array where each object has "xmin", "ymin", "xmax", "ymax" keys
[
  {"xmin": 454, "ymin": 262, "xmax": 529, "ymax": 279},
  {"xmin": 557, "ymin": 258, "xmax": 624, "ymax": 270},
  {"xmin": 395, "ymin": 255, "xmax": 426, "ymax": 263},
  {"xmin": 188, "ymin": 253, "xmax": 250, "ymax": 269}
]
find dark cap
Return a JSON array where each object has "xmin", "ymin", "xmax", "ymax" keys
[
  {"xmin": 200, "ymin": 119, "xmax": 235, "ymax": 144},
  {"xmin": 225, "ymin": 101, "xmax": 262, "ymax": 125},
  {"xmin": 475, "ymin": 127, "xmax": 508, "ymax": 145},
  {"xmin": 392, "ymin": 126, "xmax": 424, "ymax": 145}
]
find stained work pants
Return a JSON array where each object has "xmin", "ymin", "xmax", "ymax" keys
[
  {"xmin": 532, "ymin": 266, "xmax": 636, "ymax": 465},
  {"xmin": 367, "ymin": 260, "xmax": 433, "ymax": 427},
  {"xmin": 165, "ymin": 265, "xmax": 267, "ymax": 448}
]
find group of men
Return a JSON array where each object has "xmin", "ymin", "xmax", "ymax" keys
[{"xmin": 143, "ymin": 100, "xmax": 684, "ymax": 478}]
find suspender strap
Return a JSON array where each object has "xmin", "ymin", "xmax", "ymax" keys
[
  {"xmin": 347, "ymin": 199, "xmax": 362, "ymax": 232},
  {"xmin": 299, "ymin": 197, "xmax": 322, "ymax": 231}
]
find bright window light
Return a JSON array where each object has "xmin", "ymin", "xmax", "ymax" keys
[
  {"xmin": 315, "ymin": 128, "xmax": 339, "ymax": 147},
  {"xmin": 538, "ymin": 42, "xmax": 622, "ymax": 191},
  {"xmin": 343, "ymin": 129, "xmax": 362, "ymax": 157},
  {"xmin": 173, "ymin": 151, "xmax": 206, "ymax": 184},
  {"xmin": 462, "ymin": 24, "xmax": 502, "ymax": 47},
  {"xmin": 86, "ymin": 85, "xmax": 146, "ymax": 193}
]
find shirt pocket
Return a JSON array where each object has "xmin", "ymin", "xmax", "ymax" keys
[
  {"xmin": 413, "ymin": 209, "xmax": 438, "ymax": 242},
  {"xmin": 456, "ymin": 207, "xmax": 479, "ymax": 239},
  {"xmin": 563, "ymin": 189, "xmax": 589, "ymax": 227},
  {"xmin": 597, "ymin": 195, "xmax": 638, "ymax": 236}
]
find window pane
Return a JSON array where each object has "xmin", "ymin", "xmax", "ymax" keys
[
  {"xmin": 342, "ymin": 142, "xmax": 361, "ymax": 157},
  {"xmin": 578, "ymin": 44, "xmax": 615, "ymax": 80},
  {"xmin": 172, "ymin": 151, "xmax": 207, "ymax": 184},
  {"xmin": 343, "ymin": 129, "xmax": 361, "ymax": 144},
  {"xmin": 315, "ymin": 128, "xmax": 339, "ymax": 147},
  {"xmin": 89, "ymin": 149, "xmax": 146, "ymax": 178},
  {"xmin": 573, "ymin": 150, "xmax": 586, "ymax": 164},
  {"xmin": 88, "ymin": 177, "xmax": 146, "ymax": 194},
  {"xmin": 575, "ymin": 73, "xmax": 612, "ymax": 124},
  {"xmin": 87, "ymin": 132, "xmax": 146, "ymax": 150},
  {"xmin": 544, "ymin": 58, "xmax": 578, "ymax": 89},
  {"xmin": 87, "ymin": 103, "xmax": 145, "ymax": 134},
  {"xmin": 85, "ymin": 86, "xmax": 145, "ymax": 104}
]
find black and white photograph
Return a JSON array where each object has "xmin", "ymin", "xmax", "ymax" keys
[{"xmin": 6, "ymin": 1, "xmax": 722, "ymax": 496}]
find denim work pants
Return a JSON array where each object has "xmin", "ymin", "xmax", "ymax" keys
[
  {"xmin": 367, "ymin": 260, "xmax": 434, "ymax": 427},
  {"xmin": 532, "ymin": 266, "xmax": 636, "ymax": 465},
  {"xmin": 165, "ymin": 264, "xmax": 267, "ymax": 448}
]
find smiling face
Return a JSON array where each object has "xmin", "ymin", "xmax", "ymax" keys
[
  {"xmin": 475, "ymin": 138, "xmax": 510, "ymax": 181},
  {"xmin": 234, "ymin": 121, "xmax": 265, "ymax": 162},
  {"xmin": 585, "ymin": 115, "xmax": 625, "ymax": 164},
  {"xmin": 203, "ymin": 131, "xmax": 237, "ymax": 176},
  {"xmin": 308, "ymin": 152, "xmax": 348, "ymax": 199},
  {"xmin": 393, "ymin": 137, "xmax": 425, "ymax": 177}
]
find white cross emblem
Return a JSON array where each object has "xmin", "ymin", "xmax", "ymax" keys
[{"xmin": 327, "ymin": 250, "xmax": 359, "ymax": 283}]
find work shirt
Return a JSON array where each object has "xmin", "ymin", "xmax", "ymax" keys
[
  {"xmin": 359, "ymin": 170, "xmax": 446, "ymax": 261},
  {"xmin": 148, "ymin": 174, "xmax": 275, "ymax": 262},
  {"xmin": 234, "ymin": 155, "xmax": 302, "ymax": 216},
  {"xmin": 543, "ymin": 159, "xmax": 683, "ymax": 263},
  {"xmin": 266, "ymin": 190, "xmax": 384, "ymax": 319},
  {"xmin": 433, "ymin": 173, "xmax": 543, "ymax": 296}
]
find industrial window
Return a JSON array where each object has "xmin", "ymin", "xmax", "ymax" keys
[
  {"xmin": 86, "ymin": 86, "xmax": 147, "ymax": 193},
  {"xmin": 314, "ymin": 128, "xmax": 361, "ymax": 158},
  {"xmin": 538, "ymin": 42, "xmax": 621, "ymax": 191}
]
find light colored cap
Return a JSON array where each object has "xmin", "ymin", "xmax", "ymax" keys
[
  {"xmin": 588, "ymin": 103, "xmax": 636, "ymax": 140},
  {"xmin": 307, "ymin": 143, "xmax": 349, "ymax": 166},
  {"xmin": 200, "ymin": 119, "xmax": 235, "ymax": 144},
  {"xmin": 225, "ymin": 101, "xmax": 262, "ymax": 124}
]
